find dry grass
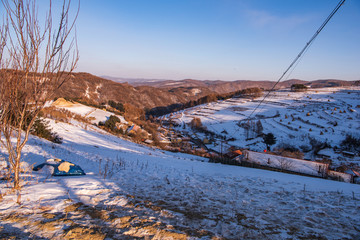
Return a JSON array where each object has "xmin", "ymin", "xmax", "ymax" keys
[
  {"xmin": 63, "ymin": 225, "xmax": 106, "ymax": 240},
  {"xmin": 41, "ymin": 106, "xmax": 91, "ymax": 124},
  {"xmin": 0, "ymin": 191, "xmax": 217, "ymax": 240}
]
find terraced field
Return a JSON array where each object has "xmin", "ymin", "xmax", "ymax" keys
[{"xmin": 165, "ymin": 87, "xmax": 360, "ymax": 168}]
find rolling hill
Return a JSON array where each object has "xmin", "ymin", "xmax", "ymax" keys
[{"xmin": 55, "ymin": 72, "xmax": 359, "ymax": 112}]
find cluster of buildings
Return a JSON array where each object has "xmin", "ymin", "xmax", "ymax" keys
[{"xmin": 159, "ymin": 121, "xmax": 359, "ymax": 184}]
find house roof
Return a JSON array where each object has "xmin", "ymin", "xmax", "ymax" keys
[{"xmin": 233, "ymin": 150, "xmax": 242, "ymax": 155}]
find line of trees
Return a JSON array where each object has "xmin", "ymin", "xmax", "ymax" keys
[
  {"xmin": 147, "ymin": 87, "xmax": 263, "ymax": 117},
  {"xmin": 291, "ymin": 84, "xmax": 308, "ymax": 92}
]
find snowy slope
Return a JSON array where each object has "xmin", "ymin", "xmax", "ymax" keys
[
  {"xmin": 1, "ymin": 119, "xmax": 360, "ymax": 239},
  {"xmin": 166, "ymin": 87, "xmax": 360, "ymax": 168},
  {"xmin": 51, "ymin": 99, "xmax": 127, "ymax": 124}
]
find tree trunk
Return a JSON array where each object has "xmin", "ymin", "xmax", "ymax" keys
[{"xmin": 14, "ymin": 157, "xmax": 21, "ymax": 190}]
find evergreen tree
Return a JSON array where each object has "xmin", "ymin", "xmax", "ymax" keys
[
  {"xmin": 30, "ymin": 118, "xmax": 63, "ymax": 144},
  {"xmin": 263, "ymin": 133, "xmax": 277, "ymax": 151},
  {"xmin": 108, "ymin": 100, "xmax": 124, "ymax": 112},
  {"xmin": 104, "ymin": 115, "xmax": 120, "ymax": 130}
]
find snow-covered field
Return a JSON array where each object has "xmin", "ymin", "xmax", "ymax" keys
[
  {"xmin": 1, "ymin": 117, "xmax": 360, "ymax": 239},
  {"xmin": 166, "ymin": 87, "xmax": 360, "ymax": 168}
]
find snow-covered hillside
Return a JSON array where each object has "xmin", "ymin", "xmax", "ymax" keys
[
  {"xmin": 1, "ymin": 116, "xmax": 359, "ymax": 239},
  {"xmin": 165, "ymin": 87, "xmax": 360, "ymax": 168},
  {"xmin": 51, "ymin": 98, "xmax": 127, "ymax": 124}
]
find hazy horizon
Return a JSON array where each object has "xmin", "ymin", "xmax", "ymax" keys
[{"xmin": 99, "ymin": 74, "xmax": 359, "ymax": 83}]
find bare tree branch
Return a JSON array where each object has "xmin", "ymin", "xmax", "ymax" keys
[{"xmin": 0, "ymin": 0, "xmax": 79, "ymax": 191}]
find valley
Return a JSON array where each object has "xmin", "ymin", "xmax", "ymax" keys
[
  {"xmin": 1, "ymin": 0, "xmax": 359, "ymax": 239},
  {"xmin": 160, "ymin": 87, "xmax": 360, "ymax": 180},
  {"xmin": 1, "ymin": 83, "xmax": 360, "ymax": 239}
]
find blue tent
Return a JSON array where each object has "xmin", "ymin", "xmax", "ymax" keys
[{"xmin": 33, "ymin": 159, "xmax": 85, "ymax": 176}]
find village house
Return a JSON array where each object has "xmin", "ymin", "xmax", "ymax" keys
[{"xmin": 126, "ymin": 124, "xmax": 140, "ymax": 135}]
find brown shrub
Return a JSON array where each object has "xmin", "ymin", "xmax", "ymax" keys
[
  {"xmin": 41, "ymin": 107, "xmax": 91, "ymax": 124},
  {"xmin": 276, "ymin": 149, "xmax": 304, "ymax": 159},
  {"xmin": 190, "ymin": 117, "xmax": 203, "ymax": 129}
]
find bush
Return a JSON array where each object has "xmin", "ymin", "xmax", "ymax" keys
[
  {"xmin": 31, "ymin": 118, "xmax": 63, "ymax": 144},
  {"xmin": 341, "ymin": 134, "xmax": 360, "ymax": 152},
  {"xmin": 299, "ymin": 145, "xmax": 311, "ymax": 152},
  {"xmin": 308, "ymin": 136, "xmax": 330, "ymax": 154},
  {"xmin": 190, "ymin": 117, "xmax": 203, "ymax": 130},
  {"xmin": 275, "ymin": 143, "xmax": 299, "ymax": 153},
  {"xmin": 276, "ymin": 143, "xmax": 303, "ymax": 157}
]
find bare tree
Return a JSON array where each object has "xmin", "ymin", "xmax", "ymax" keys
[
  {"xmin": 277, "ymin": 157, "xmax": 294, "ymax": 172},
  {"xmin": 0, "ymin": 0, "xmax": 79, "ymax": 193}
]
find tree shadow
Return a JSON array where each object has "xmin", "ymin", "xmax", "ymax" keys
[{"xmin": 0, "ymin": 222, "xmax": 50, "ymax": 240}]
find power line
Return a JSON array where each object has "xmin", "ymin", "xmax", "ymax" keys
[{"xmin": 245, "ymin": 0, "xmax": 346, "ymax": 122}]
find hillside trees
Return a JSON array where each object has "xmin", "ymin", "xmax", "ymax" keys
[
  {"xmin": 124, "ymin": 103, "xmax": 145, "ymax": 121},
  {"xmin": 239, "ymin": 87, "xmax": 263, "ymax": 97},
  {"xmin": 0, "ymin": 0, "xmax": 79, "ymax": 191},
  {"xmin": 147, "ymin": 87, "xmax": 264, "ymax": 117},
  {"xmin": 108, "ymin": 100, "xmax": 124, "ymax": 113},
  {"xmin": 291, "ymin": 84, "xmax": 308, "ymax": 92}
]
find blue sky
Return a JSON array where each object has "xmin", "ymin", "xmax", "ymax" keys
[{"xmin": 74, "ymin": 0, "xmax": 360, "ymax": 81}]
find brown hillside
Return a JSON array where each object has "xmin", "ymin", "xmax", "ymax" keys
[
  {"xmin": 131, "ymin": 79, "xmax": 308, "ymax": 94},
  {"xmin": 54, "ymin": 72, "xmax": 358, "ymax": 111},
  {"xmin": 54, "ymin": 72, "xmax": 214, "ymax": 109}
]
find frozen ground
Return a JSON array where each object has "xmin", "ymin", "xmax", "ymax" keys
[{"xmin": 1, "ymin": 119, "xmax": 360, "ymax": 239}]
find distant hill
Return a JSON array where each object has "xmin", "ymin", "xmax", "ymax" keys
[
  {"xmin": 55, "ymin": 72, "xmax": 215, "ymax": 109},
  {"xmin": 100, "ymin": 75, "xmax": 168, "ymax": 84},
  {"xmin": 306, "ymin": 79, "xmax": 356, "ymax": 88},
  {"xmin": 55, "ymin": 72, "xmax": 358, "ymax": 111},
  {"xmin": 130, "ymin": 78, "xmax": 358, "ymax": 94}
]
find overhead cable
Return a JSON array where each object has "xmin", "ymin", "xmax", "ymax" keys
[{"xmin": 245, "ymin": 0, "xmax": 346, "ymax": 121}]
